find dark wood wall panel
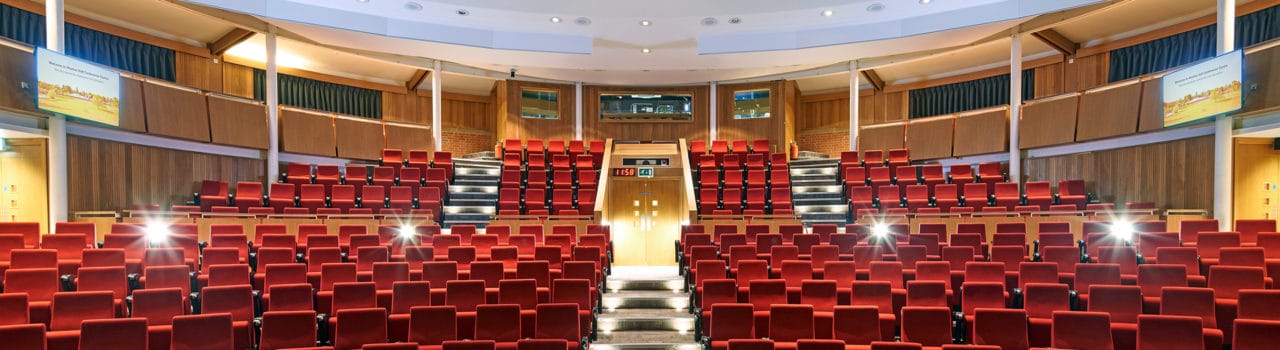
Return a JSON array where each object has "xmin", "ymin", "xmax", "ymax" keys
[
  {"xmin": 1023, "ymin": 135, "xmax": 1214, "ymax": 210},
  {"xmin": 1019, "ymin": 94, "xmax": 1079, "ymax": 148},
  {"xmin": 717, "ymin": 81, "xmax": 787, "ymax": 150},
  {"xmin": 142, "ymin": 81, "xmax": 210, "ymax": 142},
  {"xmin": 582, "ymin": 85, "xmax": 710, "ymax": 142},
  {"xmin": 119, "ymin": 77, "xmax": 148, "ymax": 133},
  {"xmin": 174, "ymin": 51, "xmax": 222, "ymax": 92},
  {"xmin": 1076, "ymin": 80, "xmax": 1142, "ymax": 141},
  {"xmin": 953, "ymin": 107, "xmax": 1009, "ymax": 156},
  {"xmin": 334, "ymin": 116, "xmax": 384, "ymax": 160},
  {"xmin": 1244, "ymin": 44, "xmax": 1280, "ymax": 113},
  {"xmin": 905, "ymin": 116, "xmax": 954, "ymax": 160},
  {"xmin": 385, "ymin": 122, "xmax": 432, "ymax": 153},
  {"xmin": 207, "ymin": 94, "xmax": 268, "ymax": 149},
  {"xmin": 0, "ymin": 44, "xmax": 37, "ymax": 114},
  {"xmin": 444, "ymin": 94, "xmax": 494, "ymax": 131},
  {"xmin": 279, "ymin": 107, "xmax": 336, "ymax": 157},
  {"xmin": 220, "ymin": 63, "xmax": 255, "ymax": 100},
  {"xmin": 859, "ymin": 122, "xmax": 905, "ymax": 152},
  {"xmin": 68, "ymin": 135, "xmax": 264, "ymax": 213},
  {"xmin": 504, "ymin": 81, "xmax": 576, "ymax": 141}
]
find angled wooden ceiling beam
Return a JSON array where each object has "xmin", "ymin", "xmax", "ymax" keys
[
  {"xmin": 1031, "ymin": 28, "xmax": 1078, "ymax": 56},
  {"xmin": 208, "ymin": 28, "xmax": 256, "ymax": 57},
  {"xmin": 406, "ymin": 69, "xmax": 430, "ymax": 91},
  {"xmin": 861, "ymin": 69, "xmax": 885, "ymax": 91}
]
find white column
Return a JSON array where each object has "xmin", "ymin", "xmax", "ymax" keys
[
  {"xmin": 1008, "ymin": 31, "xmax": 1023, "ymax": 185},
  {"xmin": 1214, "ymin": 0, "xmax": 1235, "ymax": 230},
  {"xmin": 46, "ymin": 0, "xmax": 68, "ymax": 223},
  {"xmin": 709, "ymin": 82, "xmax": 718, "ymax": 141},
  {"xmin": 265, "ymin": 26, "xmax": 280, "ymax": 194},
  {"xmin": 849, "ymin": 62, "xmax": 860, "ymax": 151},
  {"xmin": 431, "ymin": 61, "xmax": 443, "ymax": 151},
  {"xmin": 574, "ymin": 82, "xmax": 583, "ymax": 140}
]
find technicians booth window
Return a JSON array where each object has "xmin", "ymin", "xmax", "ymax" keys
[
  {"xmin": 733, "ymin": 89, "xmax": 771, "ymax": 119},
  {"xmin": 520, "ymin": 88, "xmax": 559, "ymax": 119},
  {"xmin": 600, "ymin": 93, "xmax": 693, "ymax": 121}
]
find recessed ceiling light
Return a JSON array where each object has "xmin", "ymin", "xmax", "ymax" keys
[
  {"xmin": 728, "ymin": 17, "xmax": 741, "ymax": 24},
  {"xmin": 641, "ymin": 48, "xmax": 651, "ymax": 53},
  {"xmin": 455, "ymin": 9, "xmax": 470, "ymax": 16},
  {"xmin": 550, "ymin": 17, "xmax": 562, "ymax": 23},
  {"xmin": 919, "ymin": 0, "xmax": 932, "ymax": 3},
  {"xmin": 821, "ymin": 9, "xmax": 834, "ymax": 17},
  {"xmin": 404, "ymin": 2, "xmax": 422, "ymax": 11},
  {"xmin": 700, "ymin": 17, "xmax": 718, "ymax": 26},
  {"xmin": 639, "ymin": 19, "xmax": 651, "ymax": 26},
  {"xmin": 866, "ymin": 3, "xmax": 885, "ymax": 12},
  {"xmin": 356, "ymin": 0, "xmax": 369, "ymax": 3},
  {"xmin": 575, "ymin": 17, "xmax": 592, "ymax": 25}
]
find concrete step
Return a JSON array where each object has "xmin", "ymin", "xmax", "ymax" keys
[
  {"xmin": 792, "ymin": 192, "xmax": 843, "ymax": 201},
  {"xmin": 449, "ymin": 184, "xmax": 499, "ymax": 194},
  {"xmin": 791, "ymin": 174, "xmax": 838, "ymax": 182},
  {"xmin": 798, "ymin": 212, "xmax": 850, "ymax": 222},
  {"xmin": 789, "ymin": 158, "xmax": 839, "ymax": 168},
  {"xmin": 794, "ymin": 204, "xmax": 849, "ymax": 214},
  {"xmin": 602, "ymin": 292, "xmax": 690, "ymax": 311},
  {"xmin": 446, "ymin": 199, "xmax": 498, "ymax": 207},
  {"xmin": 801, "ymin": 218, "xmax": 851, "ymax": 227},
  {"xmin": 790, "ymin": 166, "xmax": 839, "ymax": 176},
  {"xmin": 591, "ymin": 337, "xmax": 701, "ymax": 350},
  {"xmin": 792, "ymin": 180, "xmax": 843, "ymax": 187},
  {"xmin": 448, "ymin": 192, "xmax": 499, "ymax": 200},
  {"xmin": 454, "ymin": 158, "xmax": 503, "ymax": 168},
  {"xmin": 596, "ymin": 314, "xmax": 697, "ymax": 333},
  {"xmin": 794, "ymin": 198, "xmax": 847, "ymax": 207},
  {"xmin": 453, "ymin": 173, "xmax": 500, "ymax": 181},
  {"xmin": 442, "ymin": 220, "xmax": 490, "ymax": 229}
]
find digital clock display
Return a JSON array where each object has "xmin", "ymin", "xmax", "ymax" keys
[{"xmin": 613, "ymin": 168, "xmax": 637, "ymax": 177}]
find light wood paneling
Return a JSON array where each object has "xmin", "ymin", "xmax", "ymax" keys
[
  {"xmin": 504, "ymin": 80, "xmax": 577, "ymax": 141},
  {"xmin": 882, "ymin": 91, "xmax": 909, "ymax": 123},
  {"xmin": 953, "ymin": 107, "xmax": 1009, "ymax": 156},
  {"xmin": 0, "ymin": 44, "xmax": 37, "ymax": 114},
  {"xmin": 859, "ymin": 122, "xmax": 905, "ymax": 151},
  {"xmin": 143, "ymin": 80, "xmax": 211, "ymax": 142},
  {"xmin": 334, "ymin": 116, "xmax": 384, "ymax": 160},
  {"xmin": 905, "ymin": 115, "xmax": 955, "ymax": 160},
  {"xmin": 1234, "ymin": 138, "xmax": 1280, "ymax": 220},
  {"xmin": 279, "ymin": 107, "xmax": 336, "ymax": 157},
  {"xmin": 1244, "ymin": 43, "xmax": 1280, "ymax": 113},
  {"xmin": 175, "ymin": 52, "xmax": 222, "ymax": 92},
  {"xmin": 381, "ymin": 91, "xmax": 423, "ymax": 125},
  {"xmin": 384, "ymin": 122, "xmax": 432, "ymax": 153},
  {"xmin": 797, "ymin": 91, "xmax": 849, "ymax": 130},
  {"xmin": 119, "ymin": 77, "xmax": 148, "ymax": 133},
  {"xmin": 220, "ymin": 63, "xmax": 255, "ymax": 99},
  {"xmin": 783, "ymin": 80, "xmax": 798, "ymax": 151},
  {"xmin": 1064, "ymin": 53, "xmax": 1111, "ymax": 92},
  {"xmin": 1023, "ymin": 135, "xmax": 1214, "ymax": 211},
  {"xmin": 717, "ymin": 81, "xmax": 786, "ymax": 149},
  {"xmin": 1076, "ymin": 80, "xmax": 1142, "ymax": 141},
  {"xmin": 1019, "ymin": 93, "xmax": 1079, "ymax": 148},
  {"xmin": 67, "ymin": 135, "xmax": 265, "ymax": 213},
  {"xmin": 0, "ymin": 139, "xmax": 48, "ymax": 231},
  {"xmin": 444, "ymin": 93, "xmax": 494, "ymax": 130},
  {"xmin": 582, "ymin": 85, "xmax": 710, "ymax": 142},
  {"xmin": 207, "ymin": 94, "xmax": 268, "ymax": 149},
  {"xmin": 1137, "ymin": 76, "xmax": 1167, "ymax": 132}
]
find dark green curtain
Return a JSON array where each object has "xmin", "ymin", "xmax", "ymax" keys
[
  {"xmin": 0, "ymin": 3, "xmax": 175, "ymax": 81},
  {"xmin": 908, "ymin": 69, "xmax": 1035, "ymax": 119},
  {"xmin": 1110, "ymin": 5, "xmax": 1280, "ymax": 82},
  {"xmin": 253, "ymin": 69, "xmax": 382, "ymax": 119}
]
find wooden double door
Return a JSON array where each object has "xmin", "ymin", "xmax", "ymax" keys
[{"xmin": 608, "ymin": 178, "xmax": 682, "ymax": 266}]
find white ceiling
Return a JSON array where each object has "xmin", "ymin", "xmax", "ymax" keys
[
  {"xmin": 181, "ymin": 0, "xmax": 1103, "ymax": 84},
  {"xmin": 40, "ymin": 0, "xmax": 1244, "ymax": 95}
]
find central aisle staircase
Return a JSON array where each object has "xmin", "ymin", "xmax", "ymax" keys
[
  {"xmin": 442, "ymin": 157, "xmax": 502, "ymax": 228},
  {"xmin": 591, "ymin": 266, "xmax": 701, "ymax": 350},
  {"xmin": 788, "ymin": 157, "xmax": 848, "ymax": 227}
]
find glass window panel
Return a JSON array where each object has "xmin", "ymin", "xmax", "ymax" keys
[
  {"xmin": 520, "ymin": 88, "xmax": 559, "ymax": 119},
  {"xmin": 733, "ymin": 89, "xmax": 771, "ymax": 119},
  {"xmin": 599, "ymin": 93, "xmax": 693, "ymax": 121}
]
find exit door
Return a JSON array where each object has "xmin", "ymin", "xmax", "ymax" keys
[{"xmin": 609, "ymin": 179, "xmax": 682, "ymax": 266}]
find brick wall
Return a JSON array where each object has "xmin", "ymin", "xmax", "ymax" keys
[
  {"xmin": 796, "ymin": 128, "xmax": 850, "ymax": 158},
  {"xmin": 441, "ymin": 128, "xmax": 494, "ymax": 157}
]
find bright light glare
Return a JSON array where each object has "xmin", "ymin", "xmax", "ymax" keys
[
  {"xmin": 399, "ymin": 225, "xmax": 415, "ymax": 238},
  {"xmin": 872, "ymin": 223, "xmax": 890, "ymax": 237},
  {"xmin": 1111, "ymin": 220, "xmax": 1136, "ymax": 241},
  {"xmin": 145, "ymin": 222, "xmax": 170, "ymax": 241},
  {"xmin": 224, "ymin": 38, "xmax": 311, "ymax": 69}
]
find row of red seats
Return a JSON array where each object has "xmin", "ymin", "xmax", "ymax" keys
[
  {"xmin": 197, "ymin": 181, "xmax": 445, "ymax": 216},
  {"xmin": 849, "ymin": 181, "xmax": 1088, "ymax": 214},
  {"xmin": 500, "ymin": 169, "xmax": 600, "ymax": 191},
  {"xmin": 698, "ymin": 169, "xmax": 791, "ymax": 191},
  {"xmin": 697, "ymin": 188, "xmax": 794, "ymax": 215},
  {"xmin": 690, "ymin": 139, "xmax": 774, "ymax": 156},
  {"xmin": 838, "ymin": 149, "xmax": 911, "ymax": 171},
  {"xmin": 695, "ymin": 153, "xmax": 791, "ymax": 173},
  {"xmin": 378, "ymin": 149, "xmax": 455, "ymax": 178},
  {"xmin": 497, "ymin": 187, "xmax": 597, "ymax": 215},
  {"xmin": 502, "ymin": 140, "xmax": 605, "ymax": 170}
]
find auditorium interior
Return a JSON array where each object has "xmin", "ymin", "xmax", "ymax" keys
[{"xmin": 4, "ymin": 0, "xmax": 1280, "ymax": 349}]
